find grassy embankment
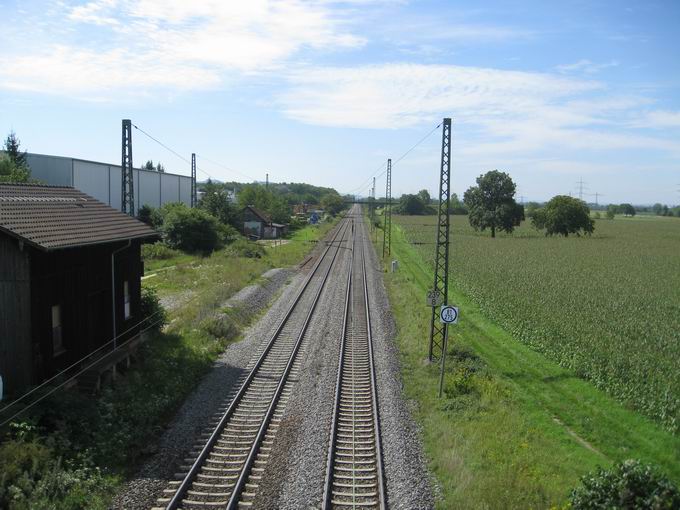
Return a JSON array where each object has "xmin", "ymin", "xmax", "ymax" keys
[
  {"xmin": 0, "ymin": 221, "xmax": 334, "ymax": 510},
  {"xmin": 369, "ymin": 214, "xmax": 680, "ymax": 509}
]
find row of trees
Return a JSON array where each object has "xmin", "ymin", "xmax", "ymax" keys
[{"xmin": 139, "ymin": 180, "xmax": 346, "ymax": 253}]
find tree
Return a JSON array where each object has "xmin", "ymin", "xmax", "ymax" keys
[
  {"xmin": 0, "ymin": 132, "xmax": 31, "ymax": 183},
  {"xmin": 606, "ymin": 204, "xmax": 618, "ymax": 219},
  {"xmin": 619, "ymin": 203, "xmax": 636, "ymax": 216},
  {"xmin": 4, "ymin": 131, "xmax": 27, "ymax": 168},
  {"xmin": 417, "ymin": 189, "xmax": 430, "ymax": 204},
  {"xmin": 162, "ymin": 206, "xmax": 224, "ymax": 253},
  {"xmin": 398, "ymin": 194, "xmax": 427, "ymax": 215},
  {"xmin": 143, "ymin": 159, "xmax": 165, "ymax": 172},
  {"xmin": 137, "ymin": 204, "xmax": 163, "ymax": 229},
  {"xmin": 199, "ymin": 180, "xmax": 238, "ymax": 227},
  {"xmin": 524, "ymin": 201, "xmax": 542, "ymax": 218},
  {"xmin": 320, "ymin": 192, "xmax": 345, "ymax": 216},
  {"xmin": 531, "ymin": 195, "xmax": 594, "ymax": 237},
  {"xmin": 238, "ymin": 184, "xmax": 291, "ymax": 223},
  {"xmin": 463, "ymin": 170, "xmax": 524, "ymax": 237},
  {"xmin": 450, "ymin": 193, "xmax": 468, "ymax": 215}
]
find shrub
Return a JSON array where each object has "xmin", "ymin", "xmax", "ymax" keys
[
  {"xmin": 140, "ymin": 286, "xmax": 167, "ymax": 331},
  {"xmin": 137, "ymin": 205, "xmax": 163, "ymax": 229},
  {"xmin": 199, "ymin": 314, "xmax": 238, "ymax": 341},
  {"xmin": 162, "ymin": 206, "xmax": 223, "ymax": 253},
  {"xmin": 570, "ymin": 459, "xmax": 680, "ymax": 509},
  {"xmin": 228, "ymin": 238, "xmax": 265, "ymax": 259},
  {"xmin": 141, "ymin": 242, "xmax": 181, "ymax": 261}
]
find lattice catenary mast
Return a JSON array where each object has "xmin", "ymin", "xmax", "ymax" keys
[
  {"xmin": 382, "ymin": 159, "xmax": 392, "ymax": 258},
  {"xmin": 428, "ymin": 118, "xmax": 452, "ymax": 361},
  {"xmin": 121, "ymin": 119, "xmax": 135, "ymax": 216},
  {"xmin": 191, "ymin": 153, "xmax": 197, "ymax": 208}
]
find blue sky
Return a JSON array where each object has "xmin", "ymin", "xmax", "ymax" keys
[{"xmin": 1, "ymin": 0, "xmax": 679, "ymax": 204}]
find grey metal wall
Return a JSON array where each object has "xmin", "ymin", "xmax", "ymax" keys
[{"xmin": 26, "ymin": 153, "xmax": 192, "ymax": 213}]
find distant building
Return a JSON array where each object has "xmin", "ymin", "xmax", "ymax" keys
[
  {"xmin": 25, "ymin": 152, "xmax": 193, "ymax": 213},
  {"xmin": 0, "ymin": 184, "xmax": 158, "ymax": 398},
  {"xmin": 242, "ymin": 205, "xmax": 287, "ymax": 239}
]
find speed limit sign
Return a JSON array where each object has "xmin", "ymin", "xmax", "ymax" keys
[{"xmin": 439, "ymin": 305, "xmax": 459, "ymax": 324}]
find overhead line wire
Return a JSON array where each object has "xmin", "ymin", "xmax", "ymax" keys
[{"xmin": 346, "ymin": 121, "xmax": 442, "ymax": 195}]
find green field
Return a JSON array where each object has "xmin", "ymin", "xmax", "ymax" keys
[
  {"xmin": 370, "ymin": 212, "xmax": 680, "ymax": 507},
  {"xmin": 397, "ymin": 214, "xmax": 680, "ymax": 432}
]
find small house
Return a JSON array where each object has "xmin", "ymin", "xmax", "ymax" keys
[
  {"xmin": 0, "ymin": 184, "xmax": 157, "ymax": 398},
  {"xmin": 242, "ymin": 205, "xmax": 288, "ymax": 239}
]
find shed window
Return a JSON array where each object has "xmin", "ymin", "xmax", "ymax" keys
[
  {"xmin": 124, "ymin": 281, "xmax": 131, "ymax": 319},
  {"xmin": 52, "ymin": 305, "xmax": 65, "ymax": 356}
]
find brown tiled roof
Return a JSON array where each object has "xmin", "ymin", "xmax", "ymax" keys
[
  {"xmin": 0, "ymin": 184, "xmax": 158, "ymax": 251},
  {"xmin": 244, "ymin": 205, "xmax": 272, "ymax": 223}
]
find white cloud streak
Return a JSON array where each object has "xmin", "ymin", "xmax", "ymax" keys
[{"xmin": 0, "ymin": 0, "xmax": 365, "ymax": 97}]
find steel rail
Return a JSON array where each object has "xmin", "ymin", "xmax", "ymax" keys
[
  {"xmin": 164, "ymin": 217, "xmax": 352, "ymax": 510},
  {"xmin": 225, "ymin": 217, "xmax": 354, "ymax": 508},
  {"xmin": 323, "ymin": 213, "xmax": 386, "ymax": 510}
]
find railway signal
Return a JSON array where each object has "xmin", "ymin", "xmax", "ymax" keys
[{"xmin": 438, "ymin": 303, "xmax": 459, "ymax": 397}]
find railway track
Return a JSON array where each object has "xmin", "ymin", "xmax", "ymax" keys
[
  {"xmin": 323, "ymin": 218, "xmax": 386, "ymax": 510},
  {"xmin": 155, "ymin": 216, "xmax": 353, "ymax": 510}
]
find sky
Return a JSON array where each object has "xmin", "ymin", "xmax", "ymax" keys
[{"xmin": 1, "ymin": 0, "xmax": 679, "ymax": 205}]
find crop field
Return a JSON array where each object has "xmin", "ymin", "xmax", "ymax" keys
[{"xmin": 395, "ymin": 214, "xmax": 680, "ymax": 432}]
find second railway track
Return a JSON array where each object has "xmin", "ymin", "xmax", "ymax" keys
[
  {"xmin": 323, "ymin": 217, "xmax": 386, "ymax": 510},
  {"xmin": 155, "ymin": 216, "xmax": 353, "ymax": 510}
]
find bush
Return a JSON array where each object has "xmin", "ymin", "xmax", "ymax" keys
[
  {"xmin": 140, "ymin": 286, "xmax": 167, "ymax": 332},
  {"xmin": 137, "ymin": 205, "xmax": 163, "ymax": 229},
  {"xmin": 141, "ymin": 242, "xmax": 181, "ymax": 261},
  {"xmin": 199, "ymin": 314, "xmax": 238, "ymax": 341},
  {"xmin": 570, "ymin": 459, "xmax": 680, "ymax": 509},
  {"xmin": 162, "ymin": 206, "xmax": 223, "ymax": 253},
  {"xmin": 227, "ymin": 238, "xmax": 265, "ymax": 259}
]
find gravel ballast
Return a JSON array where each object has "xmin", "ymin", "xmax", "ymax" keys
[
  {"xmin": 113, "ymin": 213, "xmax": 433, "ymax": 509},
  {"xmin": 111, "ymin": 264, "xmax": 307, "ymax": 510},
  {"xmin": 253, "ymin": 212, "xmax": 434, "ymax": 509}
]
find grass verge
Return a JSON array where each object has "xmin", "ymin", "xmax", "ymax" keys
[{"xmin": 372, "ymin": 219, "xmax": 680, "ymax": 509}]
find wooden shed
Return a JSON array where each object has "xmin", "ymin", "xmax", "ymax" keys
[
  {"xmin": 242, "ymin": 205, "xmax": 288, "ymax": 240},
  {"xmin": 0, "ymin": 184, "xmax": 157, "ymax": 399}
]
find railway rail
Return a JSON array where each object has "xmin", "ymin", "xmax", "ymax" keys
[
  {"xmin": 323, "ymin": 217, "xmax": 386, "ymax": 510},
  {"xmin": 155, "ymin": 216, "xmax": 353, "ymax": 510}
]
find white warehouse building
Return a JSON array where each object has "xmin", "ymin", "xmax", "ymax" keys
[{"xmin": 26, "ymin": 152, "xmax": 193, "ymax": 213}]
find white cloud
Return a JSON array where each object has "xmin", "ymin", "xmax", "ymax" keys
[
  {"xmin": 280, "ymin": 63, "xmax": 602, "ymax": 129},
  {"xmin": 555, "ymin": 59, "xmax": 619, "ymax": 74},
  {"xmin": 279, "ymin": 63, "xmax": 680, "ymax": 158},
  {"xmin": 0, "ymin": 0, "xmax": 365, "ymax": 97},
  {"xmin": 632, "ymin": 110, "xmax": 680, "ymax": 129}
]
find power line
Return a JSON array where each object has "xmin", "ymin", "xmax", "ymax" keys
[
  {"xmin": 132, "ymin": 123, "xmax": 256, "ymax": 183},
  {"xmin": 346, "ymin": 121, "xmax": 442, "ymax": 195},
  {"xmin": 197, "ymin": 154, "xmax": 258, "ymax": 182},
  {"xmin": 132, "ymin": 123, "xmax": 191, "ymax": 165}
]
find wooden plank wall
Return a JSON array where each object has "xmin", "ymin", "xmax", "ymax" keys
[{"xmin": 0, "ymin": 235, "xmax": 32, "ymax": 398}]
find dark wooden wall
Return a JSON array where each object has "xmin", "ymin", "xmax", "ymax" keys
[
  {"xmin": 0, "ymin": 235, "xmax": 32, "ymax": 398},
  {"xmin": 29, "ymin": 240, "xmax": 144, "ymax": 384}
]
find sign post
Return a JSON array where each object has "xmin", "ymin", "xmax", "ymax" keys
[{"xmin": 438, "ymin": 305, "xmax": 459, "ymax": 397}]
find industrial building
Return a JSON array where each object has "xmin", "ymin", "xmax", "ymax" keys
[{"xmin": 25, "ymin": 152, "xmax": 193, "ymax": 214}]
